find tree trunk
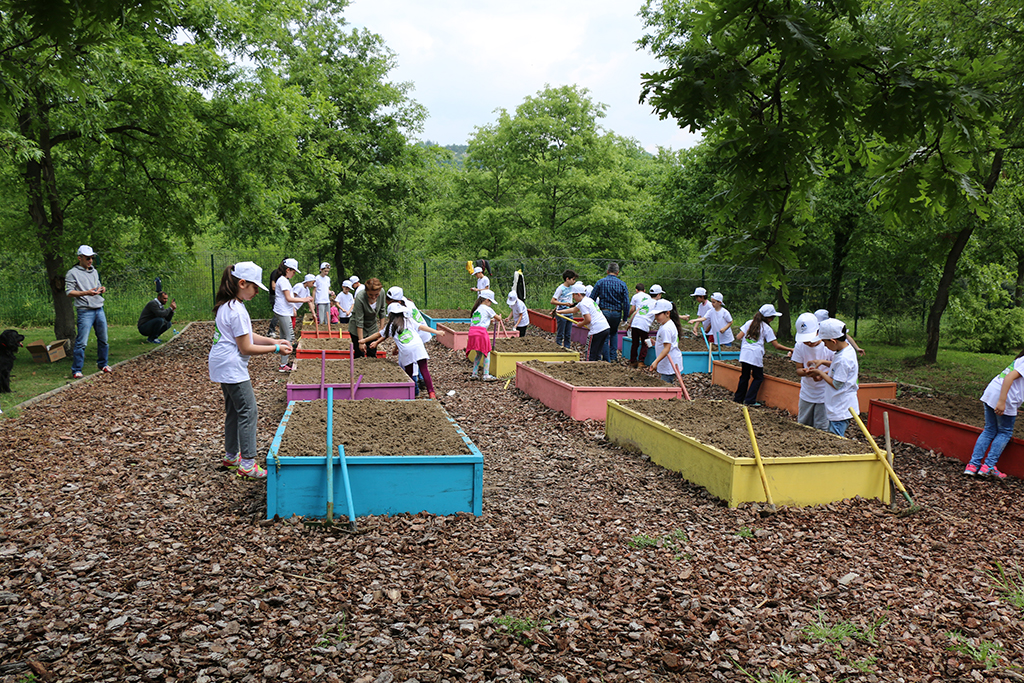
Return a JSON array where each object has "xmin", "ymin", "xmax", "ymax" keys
[
  {"xmin": 1014, "ymin": 249, "xmax": 1024, "ymax": 307},
  {"xmin": 332, "ymin": 226, "xmax": 347, "ymax": 282},
  {"xmin": 826, "ymin": 221, "xmax": 854, "ymax": 315},
  {"xmin": 775, "ymin": 288, "xmax": 792, "ymax": 342}
]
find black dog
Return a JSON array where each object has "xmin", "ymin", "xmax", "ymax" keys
[{"xmin": 0, "ymin": 329, "xmax": 25, "ymax": 393}]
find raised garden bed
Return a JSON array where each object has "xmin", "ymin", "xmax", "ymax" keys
[
  {"xmin": 528, "ymin": 308, "xmax": 582, "ymax": 334},
  {"xmin": 711, "ymin": 359, "xmax": 897, "ymax": 415},
  {"xmin": 299, "ymin": 329, "xmax": 350, "ymax": 339},
  {"xmin": 606, "ymin": 399, "xmax": 888, "ymax": 508},
  {"xmin": 867, "ymin": 396, "xmax": 1024, "ymax": 479},
  {"xmin": 621, "ymin": 335, "xmax": 741, "ymax": 370},
  {"xmin": 286, "ymin": 357, "xmax": 415, "ymax": 401},
  {"xmin": 295, "ymin": 337, "xmax": 352, "ymax": 360},
  {"xmin": 422, "ymin": 309, "xmax": 473, "ymax": 329},
  {"xmin": 437, "ymin": 322, "xmax": 518, "ymax": 351},
  {"xmin": 488, "ymin": 337, "xmax": 579, "ymax": 377},
  {"xmin": 516, "ymin": 361, "xmax": 681, "ymax": 421},
  {"xmin": 267, "ymin": 399, "xmax": 483, "ymax": 519},
  {"xmin": 570, "ymin": 325, "xmax": 626, "ymax": 350}
]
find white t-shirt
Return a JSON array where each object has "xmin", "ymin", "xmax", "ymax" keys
[
  {"xmin": 738, "ymin": 321, "xmax": 776, "ymax": 367},
  {"xmin": 291, "ymin": 283, "xmax": 310, "ymax": 315},
  {"xmin": 981, "ymin": 356, "xmax": 1024, "ymax": 416},
  {"xmin": 386, "ymin": 317, "xmax": 428, "ymax": 367},
  {"xmin": 273, "ymin": 276, "xmax": 293, "ymax": 317},
  {"xmin": 337, "ymin": 291, "xmax": 354, "ymax": 316},
  {"xmin": 655, "ymin": 322, "xmax": 683, "ymax": 376},
  {"xmin": 510, "ymin": 299, "xmax": 530, "ymax": 328},
  {"xmin": 576, "ymin": 297, "xmax": 609, "ymax": 336},
  {"xmin": 475, "ymin": 276, "xmax": 490, "ymax": 291},
  {"xmin": 553, "ymin": 284, "xmax": 573, "ymax": 306},
  {"xmin": 791, "ymin": 342, "xmax": 833, "ymax": 404},
  {"xmin": 470, "ymin": 305, "xmax": 497, "ymax": 329},
  {"xmin": 209, "ymin": 299, "xmax": 254, "ymax": 384},
  {"xmin": 314, "ymin": 274, "xmax": 331, "ymax": 304},
  {"xmin": 630, "ymin": 292, "xmax": 648, "ymax": 311},
  {"xmin": 696, "ymin": 300, "xmax": 713, "ymax": 331},
  {"xmin": 825, "ymin": 344, "xmax": 860, "ymax": 422},
  {"xmin": 707, "ymin": 306, "xmax": 734, "ymax": 345},
  {"xmin": 630, "ymin": 296, "xmax": 657, "ymax": 332},
  {"xmin": 405, "ymin": 299, "xmax": 432, "ymax": 344}
]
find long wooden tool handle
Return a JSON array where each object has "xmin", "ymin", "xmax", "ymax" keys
[
  {"xmin": 848, "ymin": 407, "xmax": 914, "ymax": 501},
  {"xmin": 742, "ymin": 405, "xmax": 775, "ymax": 509},
  {"xmin": 668, "ymin": 358, "xmax": 692, "ymax": 401},
  {"xmin": 326, "ymin": 387, "xmax": 335, "ymax": 522}
]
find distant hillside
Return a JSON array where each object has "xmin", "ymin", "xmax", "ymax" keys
[{"xmin": 418, "ymin": 141, "xmax": 468, "ymax": 167}]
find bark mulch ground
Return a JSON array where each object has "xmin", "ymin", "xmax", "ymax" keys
[{"xmin": 1, "ymin": 321, "xmax": 1023, "ymax": 682}]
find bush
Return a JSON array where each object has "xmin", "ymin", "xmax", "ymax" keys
[{"xmin": 949, "ymin": 303, "xmax": 1024, "ymax": 354}]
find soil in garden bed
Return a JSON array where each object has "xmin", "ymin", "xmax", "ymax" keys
[
  {"xmin": 278, "ymin": 399, "xmax": 472, "ymax": 457},
  {"xmin": 616, "ymin": 399, "xmax": 860, "ymax": 458},
  {"xmin": 493, "ymin": 337, "xmax": 576, "ymax": 354},
  {"xmin": 296, "ymin": 337, "xmax": 351, "ymax": 351},
  {"xmin": 881, "ymin": 394, "xmax": 1024, "ymax": 440},
  {"xmin": 440, "ymin": 322, "xmax": 473, "ymax": 331},
  {"xmin": 725, "ymin": 353, "xmax": 888, "ymax": 384},
  {"xmin": 424, "ymin": 309, "xmax": 472, "ymax": 318},
  {"xmin": 289, "ymin": 358, "xmax": 411, "ymax": 385},
  {"xmin": 523, "ymin": 360, "xmax": 672, "ymax": 388}
]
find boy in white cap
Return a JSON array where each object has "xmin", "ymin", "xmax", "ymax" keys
[
  {"xmin": 689, "ymin": 287, "xmax": 713, "ymax": 335},
  {"xmin": 689, "ymin": 291, "xmax": 734, "ymax": 348},
  {"xmin": 65, "ymin": 245, "xmax": 110, "ymax": 378},
  {"xmin": 313, "ymin": 262, "xmax": 334, "ymax": 323},
  {"xmin": 350, "ymin": 275, "xmax": 363, "ymax": 295},
  {"xmin": 733, "ymin": 304, "xmax": 793, "ymax": 405},
  {"xmin": 791, "ymin": 312, "xmax": 832, "ymax": 431},
  {"xmin": 560, "ymin": 283, "xmax": 611, "ymax": 361},
  {"xmin": 471, "ymin": 266, "xmax": 490, "ymax": 294},
  {"xmin": 625, "ymin": 284, "xmax": 663, "ymax": 368},
  {"xmin": 507, "ymin": 291, "xmax": 530, "ymax": 337},
  {"xmin": 292, "ymin": 274, "xmax": 316, "ymax": 322},
  {"xmin": 337, "ymin": 280, "xmax": 354, "ymax": 323},
  {"xmin": 807, "ymin": 318, "xmax": 859, "ymax": 437}
]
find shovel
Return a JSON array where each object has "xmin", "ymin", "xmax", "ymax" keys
[
  {"xmin": 326, "ymin": 388, "xmax": 335, "ymax": 523},
  {"xmin": 742, "ymin": 404, "xmax": 776, "ymax": 513},
  {"xmin": 848, "ymin": 407, "xmax": 921, "ymax": 515},
  {"xmin": 667, "ymin": 357, "xmax": 692, "ymax": 401}
]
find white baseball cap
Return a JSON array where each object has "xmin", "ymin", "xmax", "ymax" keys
[
  {"xmin": 350, "ymin": 275, "xmax": 360, "ymax": 284},
  {"xmin": 710, "ymin": 291, "xmax": 723, "ymax": 303},
  {"xmin": 320, "ymin": 262, "xmax": 330, "ymax": 270},
  {"xmin": 231, "ymin": 262, "xmax": 269, "ymax": 290},
  {"xmin": 341, "ymin": 280, "xmax": 352, "ymax": 289},
  {"xmin": 506, "ymin": 291, "xmax": 518, "ymax": 305},
  {"xmin": 570, "ymin": 282, "xmax": 587, "ymax": 295},
  {"xmin": 649, "ymin": 284, "xmax": 664, "ymax": 295},
  {"xmin": 386, "ymin": 286, "xmax": 404, "ymax": 300},
  {"xmin": 814, "ymin": 309, "xmax": 830, "ymax": 322},
  {"xmin": 303, "ymin": 273, "xmax": 315, "ymax": 283},
  {"xmin": 652, "ymin": 299, "xmax": 674, "ymax": 314},
  {"xmin": 473, "ymin": 266, "xmax": 483, "ymax": 274},
  {"xmin": 283, "ymin": 258, "xmax": 299, "ymax": 270},
  {"xmin": 758, "ymin": 304, "xmax": 779, "ymax": 318},
  {"xmin": 479, "ymin": 289, "xmax": 496, "ymax": 302},
  {"xmin": 794, "ymin": 312, "xmax": 820, "ymax": 342},
  {"xmin": 818, "ymin": 318, "xmax": 847, "ymax": 340},
  {"xmin": 585, "ymin": 285, "xmax": 593, "ymax": 296},
  {"xmin": 77, "ymin": 245, "xmax": 96, "ymax": 257},
  {"xmin": 387, "ymin": 302, "xmax": 409, "ymax": 315},
  {"xmin": 691, "ymin": 287, "xmax": 707, "ymax": 297}
]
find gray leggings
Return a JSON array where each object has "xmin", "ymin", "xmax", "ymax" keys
[
  {"xmin": 275, "ymin": 312, "xmax": 294, "ymax": 364},
  {"xmin": 222, "ymin": 381, "xmax": 258, "ymax": 459}
]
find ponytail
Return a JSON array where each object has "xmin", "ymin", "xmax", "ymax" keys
[
  {"xmin": 384, "ymin": 311, "xmax": 406, "ymax": 338},
  {"xmin": 470, "ymin": 296, "xmax": 487, "ymax": 316},
  {"xmin": 667, "ymin": 302, "xmax": 682, "ymax": 337},
  {"xmin": 214, "ymin": 265, "xmax": 242, "ymax": 312},
  {"xmin": 747, "ymin": 311, "xmax": 766, "ymax": 341}
]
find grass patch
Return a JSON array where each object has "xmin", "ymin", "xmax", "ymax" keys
[
  {"xmin": 493, "ymin": 615, "xmax": 551, "ymax": 645},
  {"xmin": 0, "ymin": 324, "xmax": 189, "ymax": 417},
  {"xmin": 947, "ymin": 631, "xmax": 1004, "ymax": 669},
  {"xmin": 988, "ymin": 562, "xmax": 1024, "ymax": 611},
  {"xmin": 857, "ymin": 343, "xmax": 1014, "ymax": 397},
  {"xmin": 804, "ymin": 607, "xmax": 885, "ymax": 645}
]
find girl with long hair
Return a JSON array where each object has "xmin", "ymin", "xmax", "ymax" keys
[{"xmin": 733, "ymin": 304, "xmax": 793, "ymax": 405}]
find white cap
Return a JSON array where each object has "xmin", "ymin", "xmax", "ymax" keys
[
  {"xmin": 387, "ymin": 302, "xmax": 409, "ymax": 315},
  {"xmin": 794, "ymin": 312, "xmax": 820, "ymax": 342},
  {"xmin": 479, "ymin": 289, "xmax": 496, "ymax": 302},
  {"xmin": 283, "ymin": 258, "xmax": 299, "ymax": 270},
  {"xmin": 77, "ymin": 245, "xmax": 96, "ymax": 257},
  {"xmin": 818, "ymin": 318, "xmax": 847, "ymax": 340},
  {"xmin": 649, "ymin": 284, "xmax": 664, "ymax": 295},
  {"xmin": 386, "ymin": 286, "xmax": 404, "ymax": 300},
  {"xmin": 570, "ymin": 282, "xmax": 587, "ymax": 295},
  {"xmin": 232, "ymin": 261, "xmax": 269, "ymax": 290},
  {"xmin": 691, "ymin": 287, "xmax": 707, "ymax": 297},
  {"xmin": 341, "ymin": 280, "xmax": 352, "ymax": 289},
  {"xmin": 585, "ymin": 285, "xmax": 593, "ymax": 296},
  {"xmin": 320, "ymin": 262, "xmax": 330, "ymax": 270},
  {"xmin": 710, "ymin": 291, "xmax": 723, "ymax": 302},
  {"xmin": 473, "ymin": 266, "xmax": 483, "ymax": 274},
  {"xmin": 303, "ymin": 273, "xmax": 315, "ymax": 283},
  {"xmin": 506, "ymin": 291, "xmax": 518, "ymax": 305},
  {"xmin": 652, "ymin": 299, "xmax": 674, "ymax": 314},
  {"xmin": 814, "ymin": 309, "xmax": 830, "ymax": 322},
  {"xmin": 758, "ymin": 304, "xmax": 779, "ymax": 318},
  {"xmin": 350, "ymin": 275, "xmax": 360, "ymax": 284}
]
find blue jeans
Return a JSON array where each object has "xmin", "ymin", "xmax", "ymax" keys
[
  {"xmin": 72, "ymin": 306, "xmax": 109, "ymax": 374},
  {"xmin": 602, "ymin": 312, "xmax": 621, "ymax": 361},
  {"xmin": 828, "ymin": 419, "xmax": 850, "ymax": 437},
  {"xmin": 969, "ymin": 404, "xmax": 1016, "ymax": 469},
  {"xmin": 660, "ymin": 373, "xmax": 675, "ymax": 384},
  {"xmin": 555, "ymin": 307, "xmax": 572, "ymax": 348}
]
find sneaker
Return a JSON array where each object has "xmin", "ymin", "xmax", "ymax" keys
[
  {"xmin": 222, "ymin": 453, "xmax": 241, "ymax": 469},
  {"xmin": 152, "ymin": 338, "xmax": 162, "ymax": 344},
  {"xmin": 72, "ymin": 371, "xmax": 83, "ymax": 379},
  {"xmin": 278, "ymin": 364, "xmax": 293, "ymax": 373},
  {"xmin": 963, "ymin": 463, "xmax": 979, "ymax": 476},
  {"xmin": 482, "ymin": 374, "xmax": 498, "ymax": 382},
  {"xmin": 237, "ymin": 461, "xmax": 267, "ymax": 479},
  {"xmin": 101, "ymin": 366, "xmax": 112, "ymax": 373},
  {"xmin": 981, "ymin": 465, "xmax": 1008, "ymax": 479},
  {"xmin": 469, "ymin": 374, "xmax": 480, "ymax": 381},
  {"xmin": 428, "ymin": 391, "xmax": 436, "ymax": 399}
]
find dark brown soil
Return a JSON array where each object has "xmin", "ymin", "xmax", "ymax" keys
[
  {"xmin": 289, "ymin": 358, "xmax": 411, "ymax": 385},
  {"xmin": 438, "ymin": 322, "xmax": 473, "ymax": 331},
  {"xmin": 423, "ymin": 308, "xmax": 472, "ymax": 318},
  {"xmin": 523, "ymin": 360, "xmax": 672, "ymax": 388},
  {"xmin": 675, "ymin": 333, "xmax": 720, "ymax": 352},
  {"xmin": 277, "ymin": 399, "xmax": 472, "ymax": 458},
  {"xmin": 726, "ymin": 353, "xmax": 889, "ymax": 384},
  {"xmin": 493, "ymin": 337, "xmax": 574, "ymax": 354},
  {"xmin": 881, "ymin": 394, "xmax": 1024, "ymax": 440},
  {"xmin": 617, "ymin": 399, "xmax": 860, "ymax": 457},
  {"xmin": 296, "ymin": 337, "xmax": 352, "ymax": 351}
]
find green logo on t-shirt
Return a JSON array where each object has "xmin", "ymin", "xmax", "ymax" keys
[
  {"xmin": 471, "ymin": 311, "xmax": 482, "ymax": 324},
  {"xmin": 398, "ymin": 329, "xmax": 414, "ymax": 344},
  {"xmin": 639, "ymin": 304, "xmax": 650, "ymax": 315},
  {"xmin": 212, "ymin": 329, "xmax": 221, "ymax": 345},
  {"xmin": 413, "ymin": 309, "xmax": 424, "ymax": 324}
]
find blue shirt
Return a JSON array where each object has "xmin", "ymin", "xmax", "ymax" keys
[{"xmin": 590, "ymin": 274, "xmax": 629, "ymax": 317}]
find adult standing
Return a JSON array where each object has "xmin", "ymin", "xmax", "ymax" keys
[
  {"xmin": 348, "ymin": 277, "xmax": 386, "ymax": 358},
  {"xmin": 272, "ymin": 258, "xmax": 312, "ymax": 372},
  {"xmin": 138, "ymin": 291, "xmax": 177, "ymax": 343},
  {"xmin": 590, "ymin": 262, "xmax": 630, "ymax": 362},
  {"xmin": 313, "ymin": 262, "xmax": 334, "ymax": 323},
  {"xmin": 65, "ymin": 245, "xmax": 110, "ymax": 379}
]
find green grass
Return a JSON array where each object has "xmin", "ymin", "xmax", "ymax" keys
[
  {"xmin": 856, "ymin": 343, "xmax": 1014, "ymax": 397},
  {"xmin": 947, "ymin": 631, "xmax": 1004, "ymax": 669},
  {"xmin": 0, "ymin": 324, "xmax": 188, "ymax": 417},
  {"xmin": 988, "ymin": 563, "xmax": 1024, "ymax": 612},
  {"xmin": 493, "ymin": 615, "xmax": 551, "ymax": 645}
]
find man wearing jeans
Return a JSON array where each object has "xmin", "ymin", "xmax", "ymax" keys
[
  {"xmin": 65, "ymin": 245, "xmax": 111, "ymax": 379},
  {"xmin": 589, "ymin": 262, "xmax": 630, "ymax": 362}
]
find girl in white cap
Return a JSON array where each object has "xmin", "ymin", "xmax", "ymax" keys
[
  {"xmin": 313, "ymin": 263, "xmax": 334, "ymax": 323},
  {"xmin": 689, "ymin": 291, "xmax": 734, "ymax": 348},
  {"xmin": 961, "ymin": 349, "xmax": 1024, "ymax": 478},
  {"xmin": 791, "ymin": 312, "xmax": 832, "ymax": 431},
  {"xmin": 272, "ymin": 258, "xmax": 312, "ymax": 372},
  {"xmin": 209, "ymin": 262, "xmax": 293, "ymax": 479},
  {"xmin": 467, "ymin": 290, "xmax": 503, "ymax": 380},
  {"xmin": 646, "ymin": 300, "xmax": 684, "ymax": 382},
  {"xmin": 471, "ymin": 266, "xmax": 490, "ymax": 294},
  {"xmin": 507, "ymin": 291, "xmax": 530, "ymax": 337},
  {"xmin": 560, "ymin": 283, "xmax": 610, "ymax": 361},
  {"xmin": 360, "ymin": 302, "xmax": 445, "ymax": 399},
  {"xmin": 337, "ymin": 280, "xmax": 354, "ymax": 323},
  {"xmin": 626, "ymin": 284, "xmax": 663, "ymax": 368},
  {"xmin": 733, "ymin": 304, "xmax": 793, "ymax": 405}
]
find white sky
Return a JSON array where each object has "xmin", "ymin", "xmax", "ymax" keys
[{"xmin": 343, "ymin": 0, "xmax": 703, "ymax": 153}]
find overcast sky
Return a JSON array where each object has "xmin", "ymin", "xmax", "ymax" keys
[{"xmin": 343, "ymin": 0, "xmax": 702, "ymax": 153}]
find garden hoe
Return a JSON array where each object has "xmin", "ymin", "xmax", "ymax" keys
[
  {"xmin": 667, "ymin": 358, "xmax": 692, "ymax": 401},
  {"xmin": 741, "ymin": 405, "xmax": 776, "ymax": 515},
  {"xmin": 849, "ymin": 407, "xmax": 922, "ymax": 517}
]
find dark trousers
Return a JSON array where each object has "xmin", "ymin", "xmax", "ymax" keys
[
  {"xmin": 518, "ymin": 326, "xmax": 527, "ymax": 338},
  {"xmin": 630, "ymin": 328, "xmax": 650, "ymax": 365},
  {"xmin": 588, "ymin": 329, "xmax": 611, "ymax": 361},
  {"xmin": 353, "ymin": 341, "xmax": 381, "ymax": 359},
  {"xmin": 138, "ymin": 318, "xmax": 172, "ymax": 341},
  {"xmin": 734, "ymin": 362, "xmax": 764, "ymax": 404},
  {"xmin": 602, "ymin": 312, "xmax": 621, "ymax": 361}
]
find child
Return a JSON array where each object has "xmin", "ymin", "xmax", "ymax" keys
[
  {"xmin": 963, "ymin": 349, "xmax": 1024, "ymax": 478},
  {"xmin": 626, "ymin": 284, "xmax": 663, "ymax": 368},
  {"xmin": 386, "ymin": 286, "xmax": 431, "ymax": 392},
  {"xmin": 689, "ymin": 287, "xmax": 713, "ymax": 334},
  {"xmin": 806, "ymin": 318, "xmax": 859, "ymax": 437},
  {"xmin": 467, "ymin": 289, "xmax": 503, "ymax": 381},
  {"xmin": 550, "ymin": 269, "xmax": 578, "ymax": 349},
  {"xmin": 733, "ymin": 304, "xmax": 793, "ymax": 405},
  {"xmin": 471, "ymin": 266, "xmax": 490, "ymax": 294},
  {"xmin": 329, "ymin": 296, "xmax": 341, "ymax": 324},
  {"xmin": 646, "ymin": 300, "xmax": 684, "ymax": 383},
  {"xmin": 689, "ymin": 291, "xmax": 734, "ymax": 348},
  {"xmin": 629, "ymin": 283, "xmax": 648, "ymax": 319},
  {"xmin": 507, "ymin": 291, "xmax": 530, "ymax": 337},
  {"xmin": 272, "ymin": 258, "xmax": 312, "ymax": 372},
  {"xmin": 560, "ymin": 282, "xmax": 610, "ymax": 361},
  {"xmin": 208, "ymin": 262, "xmax": 292, "ymax": 479},
  {"xmin": 313, "ymin": 262, "xmax": 334, "ymax": 324},
  {"xmin": 360, "ymin": 302, "xmax": 445, "ymax": 399},
  {"xmin": 791, "ymin": 312, "xmax": 832, "ymax": 431},
  {"xmin": 337, "ymin": 280, "xmax": 354, "ymax": 323},
  {"xmin": 291, "ymin": 273, "xmax": 316, "ymax": 328}
]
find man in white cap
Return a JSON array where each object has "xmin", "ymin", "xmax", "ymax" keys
[
  {"xmin": 313, "ymin": 262, "xmax": 334, "ymax": 323},
  {"xmin": 791, "ymin": 312, "xmax": 832, "ymax": 431},
  {"xmin": 65, "ymin": 245, "xmax": 110, "ymax": 378},
  {"xmin": 807, "ymin": 318, "xmax": 860, "ymax": 437},
  {"xmin": 689, "ymin": 287, "xmax": 712, "ymax": 335}
]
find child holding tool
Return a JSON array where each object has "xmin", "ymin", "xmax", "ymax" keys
[
  {"xmin": 733, "ymin": 304, "xmax": 793, "ymax": 405},
  {"xmin": 626, "ymin": 284, "xmax": 663, "ymax": 368},
  {"xmin": 559, "ymin": 283, "xmax": 610, "ymax": 361},
  {"xmin": 507, "ymin": 291, "xmax": 530, "ymax": 337},
  {"xmin": 209, "ymin": 262, "xmax": 292, "ymax": 479},
  {"xmin": 272, "ymin": 258, "xmax": 312, "ymax": 373},
  {"xmin": 471, "ymin": 266, "xmax": 490, "ymax": 294},
  {"xmin": 550, "ymin": 269, "xmax": 578, "ymax": 348},
  {"xmin": 689, "ymin": 291, "xmax": 734, "ymax": 348},
  {"xmin": 806, "ymin": 318, "xmax": 859, "ymax": 437},
  {"xmin": 466, "ymin": 290, "xmax": 503, "ymax": 381},
  {"xmin": 791, "ymin": 312, "xmax": 832, "ymax": 431},
  {"xmin": 963, "ymin": 349, "xmax": 1024, "ymax": 478},
  {"xmin": 645, "ymin": 300, "xmax": 684, "ymax": 383},
  {"xmin": 360, "ymin": 302, "xmax": 445, "ymax": 399}
]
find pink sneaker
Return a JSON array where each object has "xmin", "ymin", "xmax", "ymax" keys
[
  {"xmin": 237, "ymin": 461, "xmax": 267, "ymax": 479},
  {"xmin": 964, "ymin": 463, "xmax": 979, "ymax": 476},
  {"xmin": 981, "ymin": 465, "xmax": 1007, "ymax": 479},
  {"xmin": 101, "ymin": 366, "xmax": 112, "ymax": 374}
]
